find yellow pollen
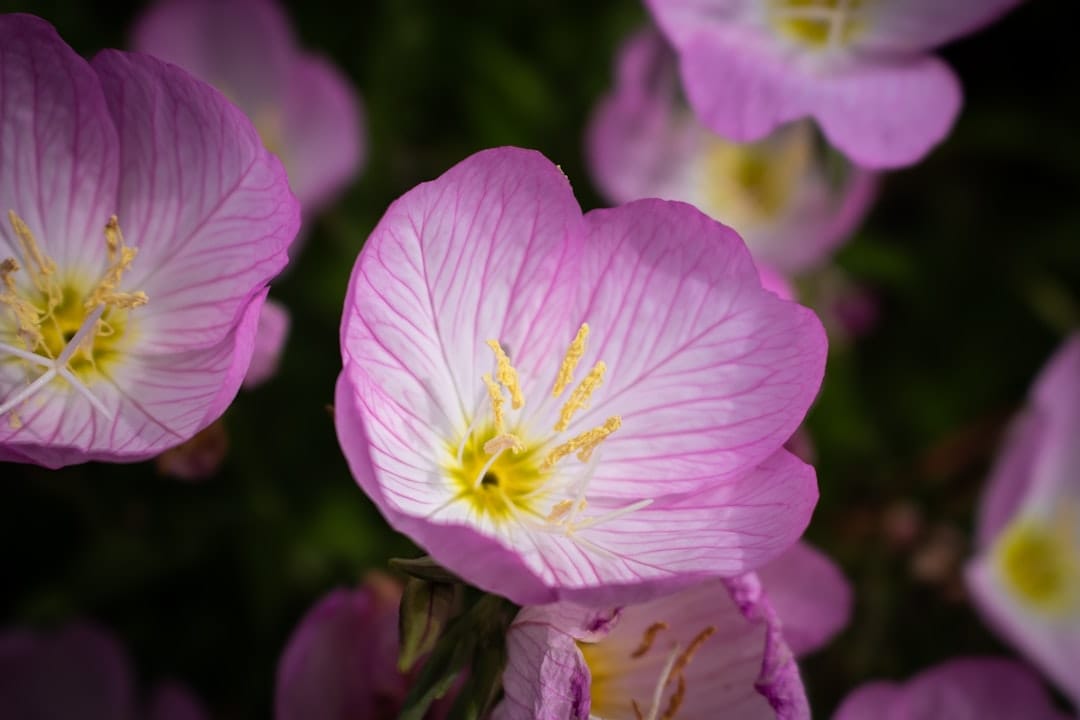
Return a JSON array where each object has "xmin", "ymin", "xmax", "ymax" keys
[
  {"xmin": 553, "ymin": 323, "xmax": 589, "ymax": 397},
  {"xmin": 8, "ymin": 210, "xmax": 58, "ymax": 302},
  {"xmin": 542, "ymin": 415, "xmax": 621, "ymax": 469},
  {"xmin": 545, "ymin": 498, "xmax": 587, "ymax": 524},
  {"xmin": 0, "ymin": 257, "xmax": 46, "ymax": 351},
  {"xmin": 482, "ymin": 372, "xmax": 505, "ymax": 430},
  {"xmin": 660, "ymin": 675, "xmax": 688, "ymax": 720},
  {"xmin": 482, "ymin": 433, "xmax": 525, "ymax": 455},
  {"xmin": 631, "ymin": 622, "xmax": 669, "ymax": 659},
  {"xmin": 669, "ymin": 626, "xmax": 716, "ymax": 682},
  {"xmin": 85, "ymin": 216, "xmax": 149, "ymax": 310},
  {"xmin": 486, "ymin": 339, "xmax": 524, "ymax": 409},
  {"xmin": 555, "ymin": 360, "xmax": 606, "ymax": 432}
]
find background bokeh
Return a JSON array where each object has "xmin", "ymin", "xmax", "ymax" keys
[{"xmin": 1, "ymin": 0, "xmax": 1077, "ymax": 716}]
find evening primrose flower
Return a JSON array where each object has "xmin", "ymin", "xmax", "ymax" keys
[
  {"xmin": 834, "ymin": 657, "xmax": 1067, "ymax": 720},
  {"xmin": 0, "ymin": 14, "xmax": 298, "ymax": 468},
  {"xmin": 494, "ymin": 540, "xmax": 853, "ymax": 720},
  {"xmin": 966, "ymin": 334, "xmax": 1080, "ymax": 707},
  {"xmin": 133, "ymin": 0, "xmax": 365, "ymax": 220},
  {"xmin": 335, "ymin": 147, "xmax": 827, "ymax": 605},
  {"xmin": 644, "ymin": 0, "xmax": 1023, "ymax": 168},
  {"xmin": 0, "ymin": 621, "xmax": 209, "ymax": 720},
  {"xmin": 588, "ymin": 29, "xmax": 876, "ymax": 275}
]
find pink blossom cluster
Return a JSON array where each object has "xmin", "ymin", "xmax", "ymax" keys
[{"xmin": 2, "ymin": 1, "xmax": 1075, "ymax": 719}]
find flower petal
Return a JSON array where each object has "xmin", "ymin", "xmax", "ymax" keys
[
  {"xmin": 275, "ymin": 586, "xmax": 403, "ymax": 720},
  {"xmin": 0, "ymin": 14, "xmax": 119, "ymax": 271},
  {"xmin": 559, "ymin": 449, "xmax": 818, "ymax": 605},
  {"xmin": 493, "ymin": 613, "xmax": 591, "ymax": 720},
  {"xmin": 243, "ymin": 297, "xmax": 290, "ymax": 389},
  {"xmin": 563, "ymin": 199, "xmax": 826, "ymax": 497},
  {"xmin": 90, "ymin": 49, "xmax": 298, "ymax": 351},
  {"xmin": 808, "ymin": 56, "xmax": 962, "ymax": 170},
  {"xmin": 834, "ymin": 657, "xmax": 1068, "ymax": 720},
  {"xmin": 130, "ymin": 0, "xmax": 293, "ymax": 112},
  {"xmin": 0, "ymin": 622, "xmax": 135, "ymax": 720},
  {"xmin": 147, "ymin": 682, "xmax": 210, "ymax": 720},
  {"xmin": 859, "ymin": 0, "xmax": 1024, "ymax": 53},
  {"xmin": 279, "ymin": 55, "xmax": 365, "ymax": 213},
  {"xmin": 756, "ymin": 541, "xmax": 852, "ymax": 656},
  {"xmin": 966, "ymin": 558, "xmax": 1080, "ymax": 707}
]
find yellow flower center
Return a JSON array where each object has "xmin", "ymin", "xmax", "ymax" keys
[
  {"xmin": 437, "ymin": 323, "xmax": 650, "ymax": 542},
  {"xmin": 769, "ymin": 0, "xmax": 867, "ymax": 49},
  {"xmin": 994, "ymin": 510, "xmax": 1080, "ymax": 616},
  {"xmin": 580, "ymin": 621, "xmax": 716, "ymax": 720},
  {"xmin": 0, "ymin": 211, "xmax": 147, "ymax": 421},
  {"xmin": 702, "ymin": 122, "xmax": 814, "ymax": 229}
]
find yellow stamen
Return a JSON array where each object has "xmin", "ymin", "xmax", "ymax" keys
[
  {"xmin": 85, "ymin": 216, "xmax": 148, "ymax": 310},
  {"xmin": 631, "ymin": 622, "xmax": 669, "ymax": 659},
  {"xmin": 0, "ymin": 258, "xmax": 45, "ymax": 350},
  {"xmin": 545, "ymin": 498, "xmax": 587, "ymax": 524},
  {"xmin": 660, "ymin": 675, "xmax": 687, "ymax": 720},
  {"xmin": 8, "ymin": 210, "xmax": 58, "ymax": 302},
  {"xmin": 555, "ymin": 360, "xmax": 606, "ymax": 432},
  {"xmin": 553, "ymin": 323, "xmax": 589, "ymax": 398},
  {"xmin": 482, "ymin": 372, "xmax": 505, "ymax": 430},
  {"xmin": 482, "ymin": 433, "xmax": 525, "ymax": 456},
  {"xmin": 670, "ymin": 626, "xmax": 716, "ymax": 681},
  {"xmin": 486, "ymin": 339, "xmax": 524, "ymax": 409},
  {"xmin": 541, "ymin": 415, "xmax": 621, "ymax": 468}
]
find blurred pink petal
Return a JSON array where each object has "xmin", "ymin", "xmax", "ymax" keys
[
  {"xmin": 133, "ymin": 0, "xmax": 365, "ymax": 216},
  {"xmin": 757, "ymin": 541, "xmax": 852, "ymax": 656},
  {"xmin": 834, "ymin": 657, "xmax": 1067, "ymax": 720},
  {"xmin": 244, "ymin": 298, "xmax": 291, "ymax": 389}
]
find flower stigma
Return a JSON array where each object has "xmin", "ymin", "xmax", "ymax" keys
[
  {"xmin": 768, "ymin": 0, "xmax": 867, "ymax": 50},
  {"xmin": 0, "ymin": 211, "xmax": 148, "ymax": 422},
  {"xmin": 438, "ymin": 323, "xmax": 652, "ymax": 549}
]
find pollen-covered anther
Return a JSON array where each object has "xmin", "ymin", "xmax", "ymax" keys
[
  {"xmin": 0, "ymin": 257, "xmax": 45, "ymax": 349},
  {"xmin": 545, "ymin": 498, "xmax": 587, "ymax": 524},
  {"xmin": 482, "ymin": 373, "xmax": 505, "ymax": 430},
  {"xmin": 7, "ymin": 210, "xmax": 58, "ymax": 300},
  {"xmin": 486, "ymin": 339, "xmax": 524, "ymax": 409},
  {"xmin": 553, "ymin": 322, "xmax": 589, "ymax": 397},
  {"xmin": 85, "ymin": 215, "xmax": 149, "ymax": 310},
  {"xmin": 483, "ymin": 433, "xmax": 525, "ymax": 455},
  {"xmin": 555, "ymin": 360, "xmax": 606, "ymax": 432},
  {"xmin": 631, "ymin": 621, "xmax": 669, "ymax": 659},
  {"xmin": 542, "ymin": 415, "xmax": 622, "ymax": 469}
]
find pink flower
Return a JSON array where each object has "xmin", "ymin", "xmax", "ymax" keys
[
  {"xmin": 0, "ymin": 621, "xmax": 208, "ymax": 720},
  {"xmin": 965, "ymin": 334, "xmax": 1080, "ymax": 708},
  {"xmin": 244, "ymin": 298, "xmax": 291, "ymax": 389},
  {"xmin": 335, "ymin": 147, "xmax": 827, "ymax": 605},
  {"xmin": 133, "ymin": 0, "xmax": 365, "ymax": 219},
  {"xmin": 643, "ymin": 0, "xmax": 1022, "ymax": 169},
  {"xmin": 834, "ymin": 657, "xmax": 1067, "ymax": 720},
  {"xmin": 275, "ymin": 577, "xmax": 407, "ymax": 720},
  {"xmin": 0, "ymin": 14, "xmax": 298, "ymax": 468},
  {"xmin": 493, "ymin": 542, "xmax": 851, "ymax": 720},
  {"xmin": 588, "ymin": 29, "xmax": 876, "ymax": 275}
]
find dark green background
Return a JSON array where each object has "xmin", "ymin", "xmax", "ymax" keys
[{"xmin": 2, "ymin": 0, "xmax": 1077, "ymax": 716}]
